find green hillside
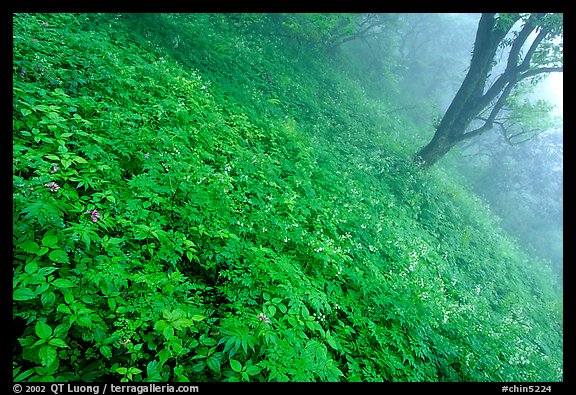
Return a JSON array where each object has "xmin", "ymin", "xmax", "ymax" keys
[{"xmin": 12, "ymin": 13, "xmax": 562, "ymax": 382}]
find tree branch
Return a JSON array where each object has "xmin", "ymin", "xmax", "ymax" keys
[
  {"xmin": 518, "ymin": 26, "xmax": 549, "ymax": 71},
  {"xmin": 327, "ymin": 14, "xmax": 394, "ymax": 50},
  {"xmin": 519, "ymin": 66, "xmax": 563, "ymax": 80},
  {"xmin": 506, "ymin": 15, "xmax": 538, "ymax": 71},
  {"xmin": 458, "ymin": 79, "xmax": 517, "ymax": 142},
  {"xmin": 474, "ymin": 16, "xmax": 549, "ymax": 114}
]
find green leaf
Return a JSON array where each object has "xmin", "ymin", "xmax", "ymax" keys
[
  {"xmin": 64, "ymin": 292, "xmax": 74, "ymax": 304},
  {"xmin": 49, "ymin": 249, "xmax": 69, "ymax": 264},
  {"xmin": 172, "ymin": 318, "xmax": 194, "ymax": 330},
  {"xmin": 287, "ymin": 316, "xmax": 298, "ymax": 327},
  {"xmin": 48, "ymin": 338, "xmax": 69, "ymax": 348},
  {"xmin": 53, "ymin": 323, "xmax": 70, "ymax": 339},
  {"xmin": 42, "ymin": 233, "xmax": 58, "ymax": 248},
  {"xmin": 129, "ymin": 367, "xmax": 143, "ymax": 375},
  {"xmin": 57, "ymin": 304, "xmax": 72, "ymax": 315},
  {"xmin": 100, "ymin": 345, "xmax": 113, "ymax": 359},
  {"xmin": 21, "ymin": 240, "xmax": 40, "ymax": 254},
  {"xmin": 267, "ymin": 304, "xmax": 277, "ymax": 318},
  {"xmin": 41, "ymin": 291, "xmax": 56, "ymax": 307},
  {"xmin": 35, "ymin": 321, "xmax": 53, "ymax": 339},
  {"xmin": 154, "ymin": 320, "xmax": 169, "ymax": 332},
  {"xmin": 14, "ymin": 287, "xmax": 37, "ymax": 301},
  {"xmin": 146, "ymin": 360, "xmax": 163, "ymax": 381},
  {"xmin": 325, "ymin": 331, "xmax": 340, "ymax": 351},
  {"xmin": 133, "ymin": 224, "xmax": 152, "ymax": 240},
  {"xmin": 38, "ymin": 267, "xmax": 59, "ymax": 276},
  {"xmin": 24, "ymin": 261, "xmax": 39, "ymax": 274},
  {"xmin": 116, "ymin": 367, "xmax": 128, "ymax": 375},
  {"xmin": 174, "ymin": 365, "xmax": 189, "ymax": 382},
  {"xmin": 73, "ymin": 156, "xmax": 88, "ymax": 164},
  {"xmin": 229, "ymin": 359, "xmax": 243, "ymax": 373},
  {"xmin": 163, "ymin": 326, "xmax": 174, "ymax": 340},
  {"xmin": 38, "ymin": 345, "xmax": 57, "ymax": 367},
  {"xmin": 32, "ymin": 338, "xmax": 49, "ymax": 348},
  {"xmin": 53, "ymin": 278, "xmax": 76, "ymax": 288},
  {"xmin": 14, "ymin": 368, "xmax": 36, "ymax": 381},
  {"xmin": 206, "ymin": 355, "xmax": 221, "ymax": 373},
  {"xmin": 245, "ymin": 365, "xmax": 262, "ymax": 376},
  {"xmin": 76, "ymin": 314, "xmax": 93, "ymax": 327},
  {"xmin": 37, "ymin": 247, "xmax": 50, "ymax": 257},
  {"xmin": 201, "ymin": 337, "xmax": 217, "ymax": 347}
]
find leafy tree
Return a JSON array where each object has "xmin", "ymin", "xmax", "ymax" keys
[{"xmin": 416, "ymin": 13, "xmax": 563, "ymax": 167}]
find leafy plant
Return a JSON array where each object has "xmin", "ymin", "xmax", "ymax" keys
[{"xmin": 13, "ymin": 12, "xmax": 562, "ymax": 383}]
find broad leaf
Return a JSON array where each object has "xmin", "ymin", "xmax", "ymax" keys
[
  {"xmin": 35, "ymin": 321, "xmax": 53, "ymax": 340},
  {"xmin": 14, "ymin": 287, "xmax": 36, "ymax": 301},
  {"xmin": 38, "ymin": 345, "xmax": 57, "ymax": 367},
  {"xmin": 229, "ymin": 359, "xmax": 242, "ymax": 373}
]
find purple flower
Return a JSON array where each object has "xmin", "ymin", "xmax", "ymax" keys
[
  {"xmin": 145, "ymin": 152, "xmax": 150, "ymax": 159},
  {"xmin": 44, "ymin": 182, "xmax": 60, "ymax": 192},
  {"xmin": 51, "ymin": 165, "xmax": 59, "ymax": 173},
  {"xmin": 258, "ymin": 313, "xmax": 270, "ymax": 324},
  {"xmin": 90, "ymin": 209, "xmax": 101, "ymax": 223}
]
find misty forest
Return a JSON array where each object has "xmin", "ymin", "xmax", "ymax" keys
[{"xmin": 12, "ymin": 13, "xmax": 563, "ymax": 382}]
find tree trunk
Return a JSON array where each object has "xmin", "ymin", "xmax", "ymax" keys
[
  {"xmin": 414, "ymin": 13, "xmax": 562, "ymax": 168},
  {"xmin": 416, "ymin": 87, "xmax": 480, "ymax": 167},
  {"xmin": 415, "ymin": 14, "xmax": 511, "ymax": 168},
  {"xmin": 416, "ymin": 131, "xmax": 456, "ymax": 168}
]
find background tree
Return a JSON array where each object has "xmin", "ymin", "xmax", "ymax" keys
[
  {"xmin": 391, "ymin": 13, "xmax": 478, "ymax": 124},
  {"xmin": 456, "ymin": 127, "xmax": 563, "ymax": 276},
  {"xmin": 416, "ymin": 13, "xmax": 563, "ymax": 167}
]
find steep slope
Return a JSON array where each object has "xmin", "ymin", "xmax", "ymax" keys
[{"xmin": 13, "ymin": 13, "xmax": 562, "ymax": 382}]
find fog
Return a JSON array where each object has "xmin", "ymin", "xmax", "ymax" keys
[
  {"xmin": 371, "ymin": 13, "xmax": 564, "ymax": 276},
  {"xmin": 537, "ymin": 73, "xmax": 563, "ymax": 117}
]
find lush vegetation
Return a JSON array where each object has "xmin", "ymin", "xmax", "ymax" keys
[{"xmin": 13, "ymin": 13, "xmax": 562, "ymax": 382}]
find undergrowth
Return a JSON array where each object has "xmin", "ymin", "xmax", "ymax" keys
[{"xmin": 13, "ymin": 13, "xmax": 562, "ymax": 382}]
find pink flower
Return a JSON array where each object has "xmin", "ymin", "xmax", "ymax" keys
[
  {"xmin": 90, "ymin": 209, "xmax": 101, "ymax": 222},
  {"xmin": 258, "ymin": 313, "xmax": 270, "ymax": 324},
  {"xmin": 44, "ymin": 182, "xmax": 60, "ymax": 192},
  {"xmin": 51, "ymin": 165, "xmax": 58, "ymax": 173},
  {"xmin": 145, "ymin": 152, "xmax": 150, "ymax": 159}
]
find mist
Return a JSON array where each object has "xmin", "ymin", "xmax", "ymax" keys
[{"xmin": 353, "ymin": 13, "xmax": 564, "ymax": 277}]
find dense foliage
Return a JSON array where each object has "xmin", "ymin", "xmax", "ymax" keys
[{"xmin": 13, "ymin": 13, "xmax": 562, "ymax": 382}]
